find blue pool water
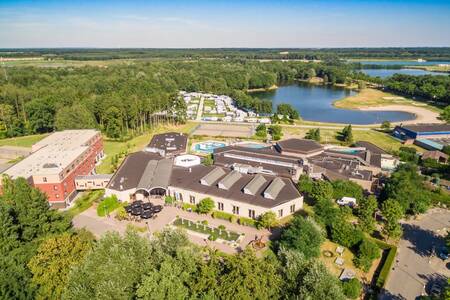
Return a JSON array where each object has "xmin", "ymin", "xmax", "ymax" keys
[{"xmin": 194, "ymin": 142, "xmax": 226, "ymax": 154}]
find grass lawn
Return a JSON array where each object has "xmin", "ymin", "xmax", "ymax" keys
[
  {"xmin": 0, "ymin": 134, "xmax": 48, "ymax": 148},
  {"xmin": 64, "ymin": 190, "xmax": 104, "ymax": 219},
  {"xmin": 96, "ymin": 122, "xmax": 198, "ymax": 174},
  {"xmin": 283, "ymin": 127, "xmax": 423, "ymax": 153},
  {"xmin": 334, "ymin": 88, "xmax": 441, "ymax": 113},
  {"xmin": 320, "ymin": 239, "xmax": 380, "ymax": 284}
]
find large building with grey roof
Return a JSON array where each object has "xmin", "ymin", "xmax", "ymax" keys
[{"xmin": 145, "ymin": 132, "xmax": 188, "ymax": 157}]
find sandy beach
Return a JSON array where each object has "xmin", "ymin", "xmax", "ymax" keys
[{"xmin": 359, "ymin": 105, "xmax": 442, "ymax": 125}]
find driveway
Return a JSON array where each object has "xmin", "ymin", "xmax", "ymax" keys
[
  {"xmin": 380, "ymin": 208, "xmax": 450, "ymax": 300},
  {"xmin": 73, "ymin": 199, "xmax": 269, "ymax": 254}
]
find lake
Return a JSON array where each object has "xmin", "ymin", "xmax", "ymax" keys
[
  {"xmin": 253, "ymin": 83, "xmax": 416, "ymax": 125},
  {"xmin": 362, "ymin": 68, "xmax": 449, "ymax": 78},
  {"xmin": 350, "ymin": 60, "xmax": 450, "ymax": 66}
]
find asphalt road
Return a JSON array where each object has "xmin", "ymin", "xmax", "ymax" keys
[{"xmin": 380, "ymin": 208, "xmax": 450, "ymax": 300}]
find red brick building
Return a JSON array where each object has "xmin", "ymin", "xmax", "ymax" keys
[{"xmin": 2, "ymin": 130, "xmax": 104, "ymax": 208}]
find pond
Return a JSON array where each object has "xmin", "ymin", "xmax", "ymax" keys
[
  {"xmin": 252, "ymin": 83, "xmax": 416, "ymax": 125},
  {"xmin": 362, "ymin": 68, "xmax": 449, "ymax": 78}
]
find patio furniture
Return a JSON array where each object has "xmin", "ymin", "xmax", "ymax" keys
[
  {"xmin": 152, "ymin": 205, "xmax": 163, "ymax": 213},
  {"xmin": 336, "ymin": 246, "xmax": 345, "ymax": 256},
  {"xmin": 124, "ymin": 205, "xmax": 132, "ymax": 213},
  {"xmin": 131, "ymin": 202, "xmax": 142, "ymax": 209},
  {"xmin": 141, "ymin": 211, "xmax": 153, "ymax": 219},
  {"xmin": 142, "ymin": 202, "xmax": 153, "ymax": 210},
  {"xmin": 131, "ymin": 208, "xmax": 143, "ymax": 216},
  {"xmin": 334, "ymin": 257, "xmax": 344, "ymax": 266}
]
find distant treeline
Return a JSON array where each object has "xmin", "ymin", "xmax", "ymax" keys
[{"xmin": 1, "ymin": 47, "xmax": 450, "ymax": 60}]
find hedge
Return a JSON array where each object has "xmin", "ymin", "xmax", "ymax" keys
[
  {"xmin": 211, "ymin": 211, "xmax": 236, "ymax": 223},
  {"xmin": 182, "ymin": 203, "xmax": 197, "ymax": 211},
  {"xmin": 238, "ymin": 216, "xmax": 257, "ymax": 227},
  {"xmin": 371, "ymin": 238, "xmax": 398, "ymax": 289}
]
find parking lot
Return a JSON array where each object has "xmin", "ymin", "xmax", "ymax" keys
[{"xmin": 381, "ymin": 208, "xmax": 450, "ymax": 299}]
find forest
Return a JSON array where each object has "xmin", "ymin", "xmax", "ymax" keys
[{"xmin": 0, "ymin": 59, "xmax": 358, "ymax": 138}]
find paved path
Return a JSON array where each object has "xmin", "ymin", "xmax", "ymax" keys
[
  {"xmin": 73, "ymin": 198, "xmax": 269, "ymax": 254},
  {"xmin": 195, "ymin": 97, "xmax": 205, "ymax": 121},
  {"xmin": 380, "ymin": 208, "xmax": 450, "ymax": 300}
]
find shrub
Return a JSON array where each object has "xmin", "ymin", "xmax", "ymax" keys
[
  {"xmin": 115, "ymin": 206, "xmax": 127, "ymax": 221},
  {"xmin": 341, "ymin": 278, "xmax": 362, "ymax": 299},
  {"xmin": 182, "ymin": 203, "xmax": 197, "ymax": 211},
  {"xmin": 257, "ymin": 211, "xmax": 277, "ymax": 229},
  {"xmin": 97, "ymin": 195, "xmax": 120, "ymax": 217},
  {"xmin": 208, "ymin": 233, "xmax": 218, "ymax": 241},
  {"xmin": 238, "ymin": 217, "xmax": 256, "ymax": 227},
  {"xmin": 164, "ymin": 195, "xmax": 174, "ymax": 205},
  {"xmin": 330, "ymin": 220, "xmax": 363, "ymax": 248},
  {"xmin": 354, "ymin": 238, "xmax": 380, "ymax": 272},
  {"xmin": 197, "ymin": 197, "xmax": 215, "ymax": 214},
  {"xmin": 212, "ymin": 211, "xmax": 235, "ymax": 222}
]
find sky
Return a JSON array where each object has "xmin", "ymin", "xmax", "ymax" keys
[{"xmin": 0, "ymin": 0, "xmax": 449, "ymax": 48}]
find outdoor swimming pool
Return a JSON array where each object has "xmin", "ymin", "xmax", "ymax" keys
[{"xmin": 192, "ymin": 141, "xmax": 227, "ymax": 154}]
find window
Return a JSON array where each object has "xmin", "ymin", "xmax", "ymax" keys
[
  {"xmin": 248, "ymin": 209, "xmax": 256, "ymax": 219},
  {"xmin": 189, "ymin": 195, "xmax": 196, "ymax": 204},
  {"xmin": 43, "ymin": 177, "xmax": 47, "ymax": 183},
  {"xmin": 218, "ymin": 202, "xmax": 224, "ymax": 211},
  {"xmin": 232, "ymin": 206, "xmax": 240, "ymax": 215},
  {"xmin": 53, "ymin": 185, "xmax": 58, "ymax": 190},
  {"xmin": 278, "ymin": 209, "xmax": 283, "ymax": 217},
  {"xmin": 290, "ymin": 204, "xmax": 296, "ymax": 213},
  {"xmin": 55, "ymin": 194, "xmax": 59, "ymax": 198}
]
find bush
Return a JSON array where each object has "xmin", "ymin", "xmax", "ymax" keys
[
  {"xmin": 164, "ymin": 195, "xmax": 174, "ymax": 205},
  {"xmin": 331, "ymin": 220, "xmax": 363, "ymax": 248},
  {"xmin": 238, "ymin": 217, "xmax": 257, "ymax": 227},
  {"xmin": 97, "ymin": 195, "xmax": 121, "ymax": 217},
  {"xmin": 374, "ymin": 241, "xmax": 398, "ymax": 289},
  {"xmin": 353, "ymin": 238, "xmax": 380, "ymax": 272},
  {"xmin": 182, "ymin": 203, "xmax": 197, "ymax": 211},
  {"xmin": 197, "ymin": 197, "xmax": 215, "ymax": 214},
  {"xmin": 212, "ymin": 211, "xmax": 235, "ymax": 222},
  {"xmin": 341, "ymin": 278, "xmax": 362, "ymax": 299},
  {"xmin": 115, "ymin": 206, "xmax": 127, "ymax": 221},
  {"xmin": 208, "ymin": 233, "xmax": 218, "ymax": 241},
  {"xmin": 257, "ymin": 211, "xmax": 277, "ymax": 229}
]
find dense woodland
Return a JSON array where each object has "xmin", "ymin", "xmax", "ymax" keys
[{"xmin": 0, "ymin": 60, "xmax": 359, "ymax": 138}]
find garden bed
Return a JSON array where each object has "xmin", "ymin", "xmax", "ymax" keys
[{"xmin": 173, "ymin": 217, "xmax": 240, "ymax": 242}]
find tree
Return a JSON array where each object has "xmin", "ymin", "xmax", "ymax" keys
[
  {"xmin": 25, "ymin": 98, "xmax": 55, "ymax": 133},
  {"xmin": 381, "ymin": 199, "xmax": 403, "ymax": 239},
  {"xmin": 104, "ymin": 106, "xmax": 122, "ymax": 138},
  {"xmin": 353, "ymin": 238, "xmax": 380, "ymax": 272},
  {"xmin": 310, "ymin": 180, "xmax": 334, "ymax": 202},
  {"xmin": 331, "ymin": 180, "xmax": 363, "ymax": 203},
  {"xmin": 278, "ymin": 249, "xmax": 345, "ymax": 300},
  {"xmin": 255, "ymin": 123, "xmax": 267, "ymax": 138},
  {"xmin": 202, "ymin": 154, "xmax": 213, "ymax": 166},
  {"xmin": 197, "ymin": 197, "xmax": 215, "ymax": 214},
  {"xmin": 357, "ymin": 195, "xmax": 378, "ymax": 233},
  {"xmin": 64, "ymin": 230, "xmax": 152, "ymax": 299},
  {"xmin": 276, "ymin": 103, "xmax": 299, "ymax": 120},
  {"xmin": 278, "ymin": 216, "xmax": 324, "ymax": 258},
  {"xmin": 341, "ymin": 278, "xmax": 362, "ymax": 299},
  {"xmin": 340, "ymin": 124, "xmax": 353, "ymax": 144},
  {"xmin": 305, "ymin": 128, "xmax": 320, "ymax": 142},
  {"xmin": 439, "ymin": 105, "xmax": 450, "ymax": 123},
  {"xmin": 217, "ymin": 248, "xmax": 282, "ymax": 300},
  {"xmin": 269, "ymin": 125, "xmax": 283, "ymax": 141},
  {"xmin": 381, "ymin": 120, "xmax": 391, "ymax": 131},
  {"xmin": 297, "ymin": 174, "xmax": 314, "ymax": 195},
  {"xmin": 55, "ymin": 104, "xmax": 97, "ymax": 130},
  {"xmin": 257, "ymin": 211, "xmax": 277, "ymax": 229},
  {"xmin": 28, "ymin": 231, "xmax": 94, "ymax": 300},
  {"xmin": 331, "ymin": 220, "xmax": 363, "ymax": 248}
]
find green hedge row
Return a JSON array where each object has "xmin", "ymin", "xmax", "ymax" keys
[
  {"xmin": 211, "ymin": 211, "xmax": 236, "ymax": 222},
  {"xmin": 371, "ymin": 239, "xmax": 398, "ymax": 289}
]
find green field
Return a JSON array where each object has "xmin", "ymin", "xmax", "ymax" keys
[{"xmin": 0, "ymin": 134, "xmax": 48, "ymax": 148}]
